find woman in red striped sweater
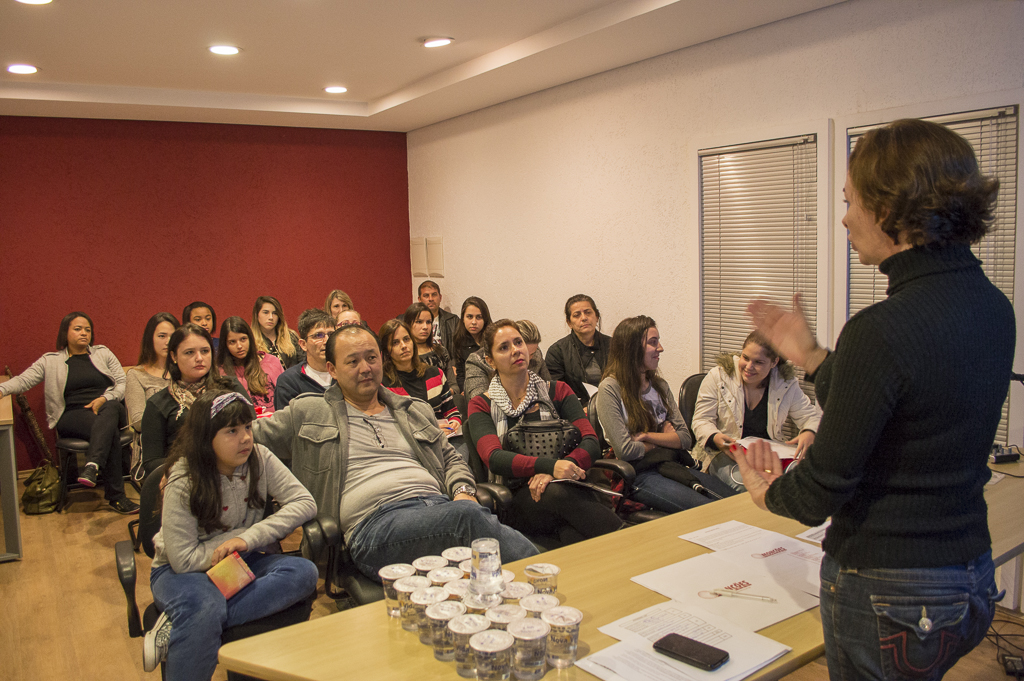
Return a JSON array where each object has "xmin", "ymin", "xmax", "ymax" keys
[
  {"xmin": 467, "ymin": 319, "xmax": 622, "ymax": 545},
  {"xmin": 379, "ymin": 320, "xmax": 461, "ymax": 436}
]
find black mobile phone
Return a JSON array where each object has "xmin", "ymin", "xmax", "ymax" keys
[{"xmin": 652, "ymin": 633, "xmax": 730, "ymax": 671}]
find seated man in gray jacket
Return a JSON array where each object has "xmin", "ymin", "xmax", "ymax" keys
[{"xmin": 253, "ymin": 325, "xmax": 537, "ymax": 580}]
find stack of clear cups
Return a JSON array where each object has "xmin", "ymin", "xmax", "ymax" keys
[
  {"xmin": 393, "ymin": 575, "xmax": 432, "ymax": 631},
  {"xmin": 378, "ymin": 563, "xmax": 416, "ymax": 618},
  {"xmin": 425, "ymin": 600, "xmax": 468, "ymax": 661},
  {"xmin": 540, "ymin": 606, "xmax": 583, "ymax": 668},
  {"xmin": 508, "ymin": 618, "xmax": 550, "ymax": 681},
  {"xmin": 449, "ymin": 613, "xmax": 491, "ymax": 678}
]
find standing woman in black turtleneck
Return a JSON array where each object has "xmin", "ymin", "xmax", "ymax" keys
[
  {"xmin": 0, "ymin": 312, "xmax": 137, "ymax": 514},
  {"xmin": 545, "ymin": 294, "xmax": 610, "ymax": 409},
  {"xmin": 739, "ymin": 119, "xmax": 1015, "ymax": 681}
]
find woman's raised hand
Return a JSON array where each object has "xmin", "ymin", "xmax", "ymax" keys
[{"xmin": 747, "ymin": 293, "xmax": 826, "ymax": 373}]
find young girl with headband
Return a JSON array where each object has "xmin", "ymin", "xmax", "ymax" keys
[{"xmin": 144, "ymin": 390, "xmax": 317, "ymax": 679}]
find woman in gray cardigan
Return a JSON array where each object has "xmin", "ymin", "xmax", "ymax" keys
[
  {"xmin": 0, "ymin": 312, "xmax": 136, "ymax": 514},
  {"xmin": 595, "ymin": 316, "xmax": 736, "ymax": 513}
]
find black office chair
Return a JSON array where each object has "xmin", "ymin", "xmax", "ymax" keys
[
  {"xmin": 586, "ymin": 393, "xmax": 667, "ymax": 524},
  {"xmin": 56, "ymin": 429, "xmax": 136, "ymax": 512},
  {"xmin": 114, "ymin": 463, "xmax": 316, "ymax": 680},
  {"xmin": 302, "ymin": 513, "xmax": 386, "ymax": 606},
  {"xmin": 678, "ymin": 372, "xmax": 707, "ymax": 436}
]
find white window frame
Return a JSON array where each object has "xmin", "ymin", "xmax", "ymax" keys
[{"xmin": 691, "ymin": 119, "xmax": 834, "ymax": 368}]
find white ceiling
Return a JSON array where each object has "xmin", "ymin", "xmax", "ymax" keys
[{"xmin": 0, "ymin": 0, "xmax": 846, "ymax": 132}]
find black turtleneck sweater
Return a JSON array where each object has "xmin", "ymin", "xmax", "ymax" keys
[{"xmin": 766, "ymin": 243, "xmax": 1015, "ymax": 569}]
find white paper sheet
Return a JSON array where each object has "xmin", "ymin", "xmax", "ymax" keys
[
  {"xmin": 581, "ymin": 602, "xmax": 790, "ymax": 681},
  {"xmin": 736, "ymin": 437, "xmax": 798, "ymax": 460},
  {"xmin": 631, "ymin": 553, "xmax": 819, "ymax": 631},
  {"xmin": 679, "ymin": 520, "xmax": 773, "ymax": 551},
  {"xmin": 714, "ymin": 535, "xmax": 823, "ymax": 597},
  {"xmin": 987, "ymin": 472, "xmax": 1005, "ymax": 486},
  {"xmin": 796, "ymin": 519, "xmax": 830, "ymax": 544}
]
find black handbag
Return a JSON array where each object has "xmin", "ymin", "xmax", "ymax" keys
[{"xmin": 504, "ymin": 419, "xmax": 581, "ymax": 460}]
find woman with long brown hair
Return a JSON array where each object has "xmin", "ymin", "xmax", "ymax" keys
[
  {"xmin": 252, "ymin": 296, "xmax": 302, "ymax": 369},
  {"xmin": 217, "ymin": 316, "xmax": 285, "ymax": 416},
  {"xmin": 596, "ymin": 316, "xmax": 736, "ymax": 512}
]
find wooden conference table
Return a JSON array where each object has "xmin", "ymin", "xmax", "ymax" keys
[
  {"xmin": 0, "ymin": 392, "xmax": 22, "ymax": 562},
  {"xmin": 220, "ymin": 467, "xmax": 1024, "ymax": 681}
]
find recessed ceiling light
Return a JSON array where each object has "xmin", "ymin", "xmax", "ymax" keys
[
  {"xmin": 324, "ymin": 86, "xmax": 348, "ymax": 94},
  {"xmin": 423, "ymin": 38, "xmax": 453, "ymax": 48},
  {"xmin": 16, "ymin": 0, "xmax": 53, "ymax": 4},
  {"xmin": 209, "ymin": 45, "xmax": 240, "ymax": 56},
  {"xmin": 8, "ymin": 64, "xmax": 38, "ymax": 75}
]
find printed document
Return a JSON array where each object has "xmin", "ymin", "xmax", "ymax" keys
[
  {"xmin": 631, "ymin": 552, "xmax": 818, "ymax": 631},
  {"xmin": 579, "ymin": 602, "xmax": 789, "ymax": 681}
]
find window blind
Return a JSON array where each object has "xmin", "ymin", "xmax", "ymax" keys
[
  {"xmin": 699, "ymin": 135, "xmax": 818, "ymax": 423},
  {"xmin": 845, "ymin": 107, "xmax": 1018, "ymax": 442}
]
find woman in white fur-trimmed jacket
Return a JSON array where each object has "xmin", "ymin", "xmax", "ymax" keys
[{"xmin": 691, "ymin": 331, "xmax": 821, "ymax": 492}]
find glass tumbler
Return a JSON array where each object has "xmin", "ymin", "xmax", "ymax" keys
[
  {"xmin": 471, "ymin": 629, "xmax": 515, "ymax": 681},
  {"xmin": 449, "ymin": 613, "xmax": 490, "ymax": 678},
  {"xmin": 541, "ymin": 606, "xmax": 583, "ymax": 668},
  {"xmin": 508, "ymin": 617, "xmax": 550, "ymax": 681},
  {"xmin": 470, "ymin": 537, "xmax": 504, "ymax": 596},
  {"xmin": 378, "ymin": 563, "xmax": 416, "ymax": 618}
]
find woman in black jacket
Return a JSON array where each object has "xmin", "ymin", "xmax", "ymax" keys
[{"xmin": 544, "ymin": 294, "xmax": 609, "ymax": 408}]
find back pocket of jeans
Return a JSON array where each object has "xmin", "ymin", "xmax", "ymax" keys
[{"xmin": 870, "ymin": 592, "xmax": 968, "ymax": 679}]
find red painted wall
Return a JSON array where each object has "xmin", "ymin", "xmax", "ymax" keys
[{"xmin": 0, "ymin": 116, "xmax": 411, "ymax": 470}]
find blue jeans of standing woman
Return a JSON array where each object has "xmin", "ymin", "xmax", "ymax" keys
[
  {"xmin": 819, "ymin": 551, "xmax": 1000, "ymax": 680},
  {"xmin": 150, "ymin": 552, "xmax": 318, "ymax": 681}
]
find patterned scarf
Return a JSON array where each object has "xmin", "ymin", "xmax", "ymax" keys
[
  {"xmin": 488, "ymin": 371, "xmax": 556, "ymax": 444},
  {"xmin": 169, "ymin": 379, "xmax": 207, "ymax": 418}
]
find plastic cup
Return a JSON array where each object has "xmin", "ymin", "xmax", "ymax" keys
[
  {"xmin": 471, "ymin": 629, "xmax": 515, "ymax": 681},
  {"xmin": 413, "ymin": 555, "xmax": 449, "ymax": 576},
  {"xmin": 394, "ymin": 575, "xmax": 432, "ymax": 631},
  {"xmin": 427, "ymin": 566, "xmax": 466, "ymax": 587},
  {"xmin": 486, "ymin": 604, "xmax": 527, "ymax": 631},
  {"xmin": 501, "ymin": 581, "xmax": 535, "ymax": 605},
  {"xmin": 508, "ymin": 618, "xmax": 550, "ymax": 681},
  {"xmin": 524, "ymin": 563, "xmax": 560, "ymax": 595},
  {"xmin": 425, "ymin": 601, "xmax": 468, "ymax": 661},
  {"xmin": 444, "ymin": 578, "xmax": 472, "ymax": 601},
  {"xmin": 411, "ymin": 587, "xmax": 450, "ymax": 644},
  {"xmin": 459, "ymin": 558, "xmax": 473, "ymax": 578},
  {"xmin": 503, "ymin": 569, "xmax": 516, "ymax": 583},
  {"xmin": 378, "ymin": 563, "xmax": 416, "ymax": 618},
  {"xmin": 464, "ymin": 592, "xmax": 503, "ymax": 614},
  {"xmin": 471, "ymin": 538, "xmax": 504, "ymax": 595},
  {"xmin": 443, "ymin": 546, "xmax": 473, "ymax": 566},
  {"xmin": 520, "ymin": 593, "xmax": 560, "ymax": 619},
  {"xmin": 449, "ymin": 613, "xmax": 491, "ymax": 678},
  {"xmin": 541, "ymin": 606, "xmax": 583, "ymax": 668}
]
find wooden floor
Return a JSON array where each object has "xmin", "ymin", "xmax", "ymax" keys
[{"xmin": 0, "ymin": 482, "xmax": 1019, "ymax": 680}]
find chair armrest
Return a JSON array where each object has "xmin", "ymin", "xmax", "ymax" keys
[
  {"xmin": 477, "ymin": 482, "xmax": 513, "ymax": 510},
  {"xmin": 302, "ymin": 515, "xmax": 340, "ymax": 564},
  {"xmin": 115, "ymin": 540, "xmax": 143, "ymax": 638},
  {"xmin": 592, "ymin": 458, "xmax": 636, "ymax": 489}
]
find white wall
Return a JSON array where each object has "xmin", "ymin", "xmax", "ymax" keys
[{"xmin": 408, "ymin": 0, "xmax": 1024, "ymax": 438}]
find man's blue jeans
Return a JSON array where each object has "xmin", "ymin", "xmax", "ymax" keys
[
  {"xmin": 150, "ymin": 552, "xmax": 318, "ymax": 681},
  {"xmin": 348, "ymin": 495, "xmax": 539, "ymax": 580},
  {"xmin": 819, "ymin": 551, "xmax": 1000, "ymax": 680}
]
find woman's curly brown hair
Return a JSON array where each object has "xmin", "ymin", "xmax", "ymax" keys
[{"xmin": 849, "ymin": 118, "xmax": 1000, "ymax": 247}]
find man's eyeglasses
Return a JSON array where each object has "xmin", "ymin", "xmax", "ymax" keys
[{"xmin": 363, "ymin": 418, "xmax": 386, "ymax": 448}]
